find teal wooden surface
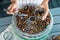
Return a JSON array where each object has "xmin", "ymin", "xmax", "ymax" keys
[
  {"xmin": 50, "ymin": 7, "xmax": 60, "ymax": 15},
  {"xmin": 0, "ymin": 16, "xmax": 12, "ymax": 26},
  {"xmin": 0, "ymin": 17, "xmax": 12, "ymax": 34},
  {"xmin": 53, "ymin": 16, "xmax": 60, "ymax": 24},
  {"xmin": 51, "ymin": 24, "xmax": 60, "ymax": 33},
  {"xmin": 0, "ymin": 26, "xmax": 8, "ymax": 34}
]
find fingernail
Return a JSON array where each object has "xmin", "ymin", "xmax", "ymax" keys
[
  {"xmin": 41, "ymin": 17, "xmax": 46, "ymax": 20},
  {"xmin": 41, "ymin": 18, "xmax": 44, "ymax": 20}
]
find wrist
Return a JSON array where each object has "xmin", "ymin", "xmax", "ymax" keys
[
  {"xmin": 11, "ymin": 0, "xmax": 16, "ymax": 3},
  {"xmin": 41, "ymin": 0, "xmax": 49, "ymax": 5}
]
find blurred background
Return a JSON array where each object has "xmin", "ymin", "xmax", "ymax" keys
[{"xmin": 0, "ymin": 0, "xmax": 60, "ymax": 18}]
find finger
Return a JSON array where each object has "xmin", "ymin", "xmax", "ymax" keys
[
  {"xmin": 8, "ymin": 4, "xmax": 13, "ymax": 10},
  {"xmin": 7, "ymin": 9, "xmax": 15, "ymax": 14},
  {"xmin": 8, "ymin": 3, "xmax": 16, "ymax": 11},
  {"xmin": 7, "ymin": 4, "xmax": 14, "ymax": 14},
  {"xmin": 7, "ymin": 4, "xmax": 16, "ymax": 14},
  {"xmin": 41, "ymin": 10, "xmax": 49, "ymax": 20},
  {"xmin": 10, "ymin": 4, "xmax": 16, "ymax": 12},
  {"xmin": 41, "ymin": 14, "xmax": 47, "ymax": 20}
]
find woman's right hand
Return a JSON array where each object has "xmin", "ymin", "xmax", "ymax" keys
[{"xmin": 7, "ymin": 0, "xmax": 16, "ymax": 14}]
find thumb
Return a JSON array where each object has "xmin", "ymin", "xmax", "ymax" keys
[{"xmin": 41, "ymin": 10, "xmax": 49, "ymax": 20}]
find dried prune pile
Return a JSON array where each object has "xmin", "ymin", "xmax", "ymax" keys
[
  {"xmin": 16, "ymin": 5, "xmax": 51, "ymax": 34},
  {"xmin": 47, "ymin": 35, "xmax": 60, "ymax": 40}
]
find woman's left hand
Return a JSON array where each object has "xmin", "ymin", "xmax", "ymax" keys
[
  {"xmin": 36, "ymin": 0, "xmax": 49, "ymax": 20},
  {"xmin": 40, "ymin": 3, "xmax": 49, "ymax": 20}
]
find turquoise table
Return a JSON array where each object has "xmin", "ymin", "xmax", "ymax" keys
[{"xmin": 0, "ymin": 7, "xmax": 60, "ymax": 39}]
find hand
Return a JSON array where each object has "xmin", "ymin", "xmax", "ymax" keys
[
  {"xmin": 40, "ymin": 3, "xmax": 49, "ymax": 20},
  {"xmin": 7, "ymin": 3, "xmax": 16, "ymax": 14},
  {"xmin": 36, "ymin": 0, "xmax": 49, "ymax": 20}
]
